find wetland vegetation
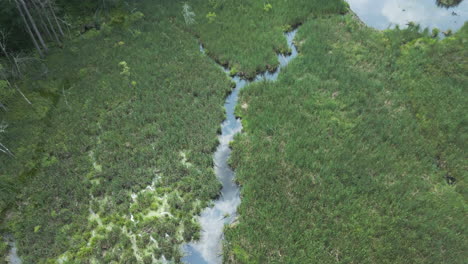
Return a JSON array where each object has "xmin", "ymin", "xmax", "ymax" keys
[
  {"xmin": 1, "ymin": 1, "xmax": 232, "ymax": 262},
  {"xmin": 225, "ymin": 7, "xmax": 467, "ymax": 264},
  {"xmin": 0, "ymin": 0, "xmax": 466, "ymax": 263}
]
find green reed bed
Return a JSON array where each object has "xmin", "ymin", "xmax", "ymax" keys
[
  {"xmin": 185, "ymin": 0, "xmax": 348, "ymax": 79},
  {"xmin": 1, "ymin": 0, "xmax": 466, "ymax": 263},
  {"xmin": 1, "ymin": 2, "xmax": 232, "ymax": 262},
  {"xmin": 224, "ymin": 14, "xmax": 467, "ymax": 263}
]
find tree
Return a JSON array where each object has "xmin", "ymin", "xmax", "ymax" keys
[
  {"xmin": 15, "ymin": 0, "xmax": 45, "ymax": 57},
  {"xmin": 0, "ymin": 31, "xmax": 14, "ymax": 67},
  {"xmin": 0, "ymin": 73, "xmax": 14, "ymax": 157},
  {"xmin": 11, "ymin": 0, "xmax": 66, "ymax": 57},
  {"xmin": 182, "ymin": 3, "xmax": 196, "ymax": 25},
  {"xmin": 43, "ymin": 0, "xmax": 64, "ymax": 37},
  {"xmin": 0, "ymin": 0, "xmax": 29, "ymax": 52},
  {"xmin": 18, "ymin": 0, "xmax": 48, "ymax": 52}
]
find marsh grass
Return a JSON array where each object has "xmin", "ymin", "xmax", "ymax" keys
[
  {"xmin": 181, "ymin": 0, "xmax": 348, "ymax": 79},
  {"xmin": 0, "ymin": 0, "xmax": 466, "ymax": 262},
  {"xmin": 0, "ymin": 1, "xmax": 232, "ymax": 262},
  {"xmin": 224, "ymin": 14, "xmax": 467, "ymax": 264}
]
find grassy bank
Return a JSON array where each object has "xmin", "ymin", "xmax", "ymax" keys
[
  {"xmin": 224, "ymin": 12, "xmax": 467, "ymax": 264},
  {"xmin": 1, "ymin": 1, "xmax": 233, "ymax": 262},
  {"xmin": 186, "ymin": 0, "xmax": 348, "ymax": 79}
]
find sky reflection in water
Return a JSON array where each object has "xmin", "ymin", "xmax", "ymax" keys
[
  {"xmin": 346, "ymin": 0, "xmax": 468, "ymax": 31},
  {"xmin": 182, "ymin": 30, "xmax": 299, "ymax": 264}
]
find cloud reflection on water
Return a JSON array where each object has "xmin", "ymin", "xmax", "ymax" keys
[{"xmin": 346, "ymin": 0, "xmax": 468, "ymax": 31}]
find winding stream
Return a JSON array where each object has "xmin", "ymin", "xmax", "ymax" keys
[
  {"xmin": 182, "ymin": 29, "xmax": 299, "ymax": 264},
  {"xmin": 181, "ymin": 2, "xmax": 466, "ymax": 260}
]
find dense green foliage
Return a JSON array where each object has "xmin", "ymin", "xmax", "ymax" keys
[
  {"xmin": 188, "ymin": 0, "xmax": 348, "ymax": 78},
  {"xmin": 0, "ymin": 1, "xmax": 27, "ymax": 50},
  {"xmin": 224, "ymin": 14, "xmax": 467, "ymax": 263},
  {"xmin": 0, "ymin": 1, "xmax": 233, "ymax": 262},
  {"xmin": 0, "ymin": 0, "xmax": 130, "ymax": 53}
]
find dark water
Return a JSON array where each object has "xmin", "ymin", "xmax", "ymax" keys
[
  {"xmin": 182, "ymin": 29, "xmax": 299, "ymax": 264},
  {"xmin": 346, "ymin": 0, "xmax": 468, "ymax": 31}
]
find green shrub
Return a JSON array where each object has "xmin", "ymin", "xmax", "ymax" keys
[
  {"xmin": 206, "ymin": 12, "xmax": 217, "ymax": 23},
  {"xmin": 263, "ymin": 3, "xmax": 273, "ymax": 12}
]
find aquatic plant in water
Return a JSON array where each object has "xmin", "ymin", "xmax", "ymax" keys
[{"xmin": 436, "ymin": 0, "xmax": 464, "ymax": 8}]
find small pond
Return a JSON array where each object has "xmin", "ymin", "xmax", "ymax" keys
[{"xmin": 346, "ymin": 0, "xmax": 468, "ymax": 32}]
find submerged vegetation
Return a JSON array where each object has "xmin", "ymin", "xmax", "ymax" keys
[{"xmin": 0, "ymin": 0, "xmax": 466, "ymax": 263}]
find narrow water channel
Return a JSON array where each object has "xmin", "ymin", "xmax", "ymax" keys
[
  {"xmin": 182, "ymin": 29, "xmax": 299, "ymax": 264},
  {"xmin": 4, "ymin": 234, "xmax": 21, "ymax": 264}
]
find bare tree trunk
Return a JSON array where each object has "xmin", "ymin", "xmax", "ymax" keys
[
  {"xmin": 0, "ymin": 45, "xmax": 9, "ymax": 61},
  {"xmin": 58, "ymin": 17, "xmax": 72, "ymax": 39},
  {"xmin": 0, "ymin": 32, "xmax": 14, "ymax": 67},
  {"xmin": 30, "ymin": 0, "xmax": 54, "ymax": 42},
  {"xmin": 62, "ymin": 87, "xmax": 71, "ymax": 109},
  {"xmin": 40, "ymin": 18, "xmax": 54, "ymax": 41},
  {"xmin": 15, "ymin": 0, "xmax": 44, "ymax": 57},
  {"xmin": 15, "ymin": 84, "xmax": 32, "ymax": 105},
  {"xmin": 0, "ymin": 102, "xmax": 7, "ymax": 111},
  {"xmin": 12, "ymin": 56, "xmax": 23, "ymax": 77},
  {"xmin": 38, "ymin": 0, "xmax": 61, "ymax": 45},
  {"xmin": 0, "ymin": 142, "xmax": 15, "ymax": 158},
  {"xmin": 47, "ymin": 0, "xmax": 64, "ymax": 36},
  {"xmin": 37, "ymin": 13, "xmax": 54, "ymax": 41},
  {"xmin": 19, "ymin": 0, "xmax": 48, "ymax": 52},
  {"xmin": 0, "ymin": 47, "xmax": 16, "ymax": 77}
]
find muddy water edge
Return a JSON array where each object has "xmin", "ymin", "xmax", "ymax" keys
[{"xmin": 182, "ymin": 29, "xmax": 299, "ymax": 264}]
